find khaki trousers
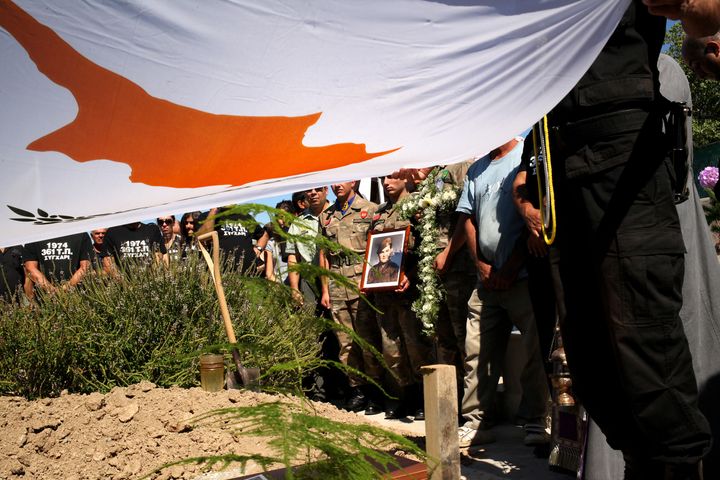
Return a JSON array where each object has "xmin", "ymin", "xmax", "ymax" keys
[
  {"xmin": 331, "ymin": 295, "xmax": 382, "ymax": 387},
  {"xmin": 461, "ymin": 279, "xmax": 548, "ymax": 429}
]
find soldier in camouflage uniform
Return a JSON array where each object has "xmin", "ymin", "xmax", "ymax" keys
[
  {"xmin": 320, "ymin": 181, "xmax": 383, "ymax": 414},
  {"xmin": 369, "ymin": 174, "xmax": 433, "ymax": 420}
]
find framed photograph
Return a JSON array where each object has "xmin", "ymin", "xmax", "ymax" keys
[{"xmin": 360, "ymin": 226, "xmax": 410, "ymax": 292}]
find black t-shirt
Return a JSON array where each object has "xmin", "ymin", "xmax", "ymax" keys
[
  {"xmin": 199, "ymin": 210, "xmax": 261, "ymax": 273},
  {"xmin": 0, "ymin": 245, "xmax": 24, "ymax": 301},
  {"xmin": 104, "ymin": 223, "xmax": 166, "ymax": 264},
  {"xmin": 23, "ymin": 233, "xmax": 93, "ymax": 283}
]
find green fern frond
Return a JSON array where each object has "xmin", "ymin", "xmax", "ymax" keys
[
  {"xmin": 140, "ymin": 453, "xmax": 278, "ymax": 480},
  {"xmin": 187, "ymin": 402, "xmax": 426, "ymax": 480}
]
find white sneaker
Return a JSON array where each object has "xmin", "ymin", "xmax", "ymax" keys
[{"xmin": 458, "ymin": 425, "xmax": 496, "ymax": 448}]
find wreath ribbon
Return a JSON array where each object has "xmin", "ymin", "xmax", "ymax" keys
[{"xmin": 531, "ymin": 116, "xmax": 557, "ymax": 245}]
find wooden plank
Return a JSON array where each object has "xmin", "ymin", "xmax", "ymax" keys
[
  {"xmin": 421, "ymin": 364, "xmax": 460, "ymax": 480},
  {"xmin": 384, "ymin": 461, "xmax": 428, "ymax": 479}
]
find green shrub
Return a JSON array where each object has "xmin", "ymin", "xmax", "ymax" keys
[{"xmin": 0, "ymin": 255, "xmax": 322, "ymax": 398}]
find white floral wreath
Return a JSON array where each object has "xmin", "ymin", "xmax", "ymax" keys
[{"xmin": 400, "ymin": 167, "xmax": 461, "ymax": 335}]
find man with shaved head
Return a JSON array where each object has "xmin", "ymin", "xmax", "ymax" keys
[{"xmin": 682, "ymin": 31, "xmax": 720, "ymax": 80}]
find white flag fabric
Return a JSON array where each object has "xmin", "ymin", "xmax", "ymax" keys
[{"xmin": 0, "ymin": 0, "xmax": 629, "ymax": 245}]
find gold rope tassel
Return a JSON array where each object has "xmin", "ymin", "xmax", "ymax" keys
[{"xmin": 531, "ymin": 116, "xmax": 557, "ymax": 245}]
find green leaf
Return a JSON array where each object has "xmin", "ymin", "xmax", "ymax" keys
[{"xmin": 7, "ymin": 205, "xmax": 35, "ymax": 218}]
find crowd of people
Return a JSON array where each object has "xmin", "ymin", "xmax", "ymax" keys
[
  {"xmin": 0, "ymin": 207, "xmax": 265, "ymax": 301},
  {"xmin": 2, "ymin": 4, "xmax": 720, "ymax": 478},
  {"xmin": 0, "ymin": 164, "xmax": 554, "ymax": 439}
]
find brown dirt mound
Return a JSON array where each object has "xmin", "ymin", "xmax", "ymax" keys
[{"xmin": 0, "ymin": 383, "xmax": 416, "ymax": 480}]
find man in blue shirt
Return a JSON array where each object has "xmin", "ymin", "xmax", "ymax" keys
[{"xmin": 452, "ymin": 137, "xmax": 548, "ymax": 448}]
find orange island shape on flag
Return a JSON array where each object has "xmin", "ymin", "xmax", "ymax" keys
[{"xmin": 0, "ymin": 0, "xmax": 398, "ymax": 189}]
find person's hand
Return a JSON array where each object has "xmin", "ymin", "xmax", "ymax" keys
[
  {"xmin": 527, "ymin": 235, "xmax": 548, "ymax": 258},
  {"xmin": 40, "ymin": 282, "xmax": 58, "ymax": 294},
  {"xmin": 643, "ymin": 0, "xmax": 685, "ymax": 17},
  {"xmin": 434, "ymin": 249, "xmax": 449, "ymax": 275},
  {"xmin": 395, "ymin": 274, "xmax": 410, "ymax": 293},
  {"xmin": 320, "ymin": 291, "xmax": 331, "ymax": 310},
  {"xmin": 291, "ymin": 287, "xmax": 304, "ymax": 306},
  {"xmin": 643, "ymin": 0, "xmax": 720, "ymax": 37},
  {"xmin": 477, "ymin": 261, "xmax": 493, "ymax": 289},
  {"xmin": 390, "ymin": 167, "xmax": 433, "ymax": 185},
  {"xmin": 519, "ymin": 203, "xmax": 542, "ymax": 237}
]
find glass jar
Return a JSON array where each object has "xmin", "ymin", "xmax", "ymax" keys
[{"xmin": 199, "ymin": 354, "xmax": 225, "ymax": 392}]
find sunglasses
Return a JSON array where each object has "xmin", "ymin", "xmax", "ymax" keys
[
  {"xmin": 305, "ymin": 187, "xmax": 324, "ymax": 193},
  {"xmin": 157, "ymin": 218, "xmax": 174, "ymax": 226}
]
